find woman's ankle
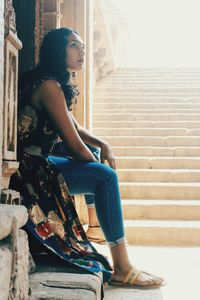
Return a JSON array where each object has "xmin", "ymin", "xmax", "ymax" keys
[{"xmin": 113, "ymin": 262, "xmax": 132, "ymax": 275}]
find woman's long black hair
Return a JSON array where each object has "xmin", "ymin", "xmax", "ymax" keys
[{"xmin": 19, "ymin": 27, "xmax": 79, "ymax": 110}]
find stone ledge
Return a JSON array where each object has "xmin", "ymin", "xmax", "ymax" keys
[
  {"xmin": 30, "ymin": 272, "xmax": 101, "ymax": 300},
  {"xmin": 0, "ymin": 204, "xmax": 28, "ymax": 240}
]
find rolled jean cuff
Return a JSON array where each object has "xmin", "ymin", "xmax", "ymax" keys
[
  {"xmin": 86, "ymin": 203, "xmax": 95, "ymax": 208},
  {"xmin": 107, "ymin": 236, "xmax": 126, "ymax": 248}
]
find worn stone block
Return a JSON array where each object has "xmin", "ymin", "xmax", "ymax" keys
[
  {"xmin": 0, "ymin": 204, "xmax": 28, "ymax": 240},
  {"xmin": 30, "ymin": 273, "xmax": 101, "ymax": 300},
  {"xmin": 17, "ymin": 229, "xmax": 29, "ymax": 300},
  {"xmin": 0, "ymin": 238, "xmax": 12, "ymax": 300},
  {"xmin": 0, "ymin": 229, "xmax": 29, "ymax": 300}
]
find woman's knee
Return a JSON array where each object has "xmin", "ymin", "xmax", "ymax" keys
[{"xmin": 96, "ymin": 163, "xmax": 118, "ymax": 183}]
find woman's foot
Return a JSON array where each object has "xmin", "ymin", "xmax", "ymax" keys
[
  {"xmin": 111, "ymin": 266, "xmax": 164, "ymax": 287},
  {"xmin": 86, "ymin": 225, "xmax": 106, "ymax": 244}
]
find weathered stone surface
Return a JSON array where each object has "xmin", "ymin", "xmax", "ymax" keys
[
  {"xmin": 0, "ymin": 204, "xmax": 28, "ymax": 240},
  {"xmin": 0, "ymin": 0, "xmax": 4, "ymax": 191},
  {"xmin": 0, "ymin": 229, "xmax": 29, "ymax": 300},
  {"xmin": 17, "ymin": 229, "xmax": 29, "ymax": 300},
  {"xmin": 105, "ymin": 286, "xmax": 162, "ymax": 300},
  {"xmin": 0, "ymin": 238, "xmax": 12, "ymax": 300},
  {"xmin": 28, "ymin": 251, "xmax": 36, "ymax": 275},
  {"xmin": 29, "ymin": 273, "xmax": 101, "ymax": 300}
]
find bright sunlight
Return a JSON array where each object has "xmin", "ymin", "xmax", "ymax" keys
[{"xmin": 115, "ymin": 0, "xmax": 200, "ymax": 67}]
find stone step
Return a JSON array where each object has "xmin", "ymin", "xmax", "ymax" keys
[
  {"xmin": 95, "ymin": 87, "xmax": 200, "ymax": 93},
  {"xmin": 103, "ymin": 76, "xmax": 200, "ymax": 79},
  {"xmin": 97, "ymin": 86, "xmax": 200, "ymax": 91},
  {"xmin": 107, "ymin": 73, "xmax": 200, "ymax": 77},
  {"xmin": 94, "ymin": 93, "xmax": 200, "ymax": 98},
  {"xmin": 94, "ymin": 68, "xmax": 200, "ymax": 247},
  {"xmin": 93, "ymin": 114, "xmax": 200, "ymax": 121},
  {"xmin": 119, "ymin": 182, "xmax": 200, "ymax": 200},
  {"xmin": 93, "ymin": 128, "xmax": 200, "ymax": 136},
  {"xmin": 93, "ymin": 97, "xmax": 200, "ymax": 103},
  {"xmin": 97, "ymin": 81, "xmax": 200, "ymax": 86},
  {"xmin": 93, "ymin": 120, "xmax": 200, "ymax": 128},
  {"xmin": 30, "ymin": 273, "xmax": 101, "ymax": 300},
  {"xmin": 117, "ymin": 169, "xmax": 200, "ymax": 182},
  {"xmin": 96, "ymin": 87, "xmax": 200, "ymax": 92},
  {"xmin": 98, "ymin": 77, "xmax": 200, "ymax": 81},
  {"xmin": 95, "ymin": 86, "xmax": 200, "ymax": 91},
  {"xmin": 94, "ymin": 108, "xmax": 200, "ymax": 114},
  {"xmin": 99, "ymin": 136, "xmax": 200, "ymax": 147},
  {"xmin": 115, "ymin": 157, "xmax": 200, "ymax": 169},
  {"xmin": 99, "ymin": 72, "xmax": 200, "ymax": 76},
  {"xmin": 109, "ymin": 69, "xmax": 200, "ymax": 74},
  {"xmin": 94, "ymin": 103, "xmax": 200, "ymax": 109},
  {"xmin": 108, "ymin": 68, "xmax": 200, "ymax": 73},
  {"xmin": 109, "ymin": 76, "xmax": 200, "ymax": 78},
  {"xmin": 112, "ymin": 146, "xmax": 200, "ymax": 157},
  {"xmin": 124, "ymin": 220, "xmax": 200, "ymax": 246},
  {"xmin": 122, "ymin": 199, "xmax": 200, "ymax": 220},
  {"xmin": 112, "ymin": 81, "xmax": 200, "ymax": 84}
]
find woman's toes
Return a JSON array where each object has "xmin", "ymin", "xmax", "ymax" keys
[
  {"xmin": 152, "ymin": 276, "xmax": 164, "ymax": 285},
  {"xmin": 136, "ymin": 272, "xmax": 164, "ymax": 286},
  {"xmin": 135, "ymin": 273, "xmax": 153, "ymax": 286}
]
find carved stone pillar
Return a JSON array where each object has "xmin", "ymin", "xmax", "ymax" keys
[
  {"xmin": 61, "ymin": 0, "xmax": 87, "ymax": 127},
  {"xmin": 35, "ymin": 0, "xmax": 63, "ymax": 65},
  {"xmin": 103, "ymin": 0, "xmax": 129, "ymax": 67},
  {"xmin": 93, "ymin": 0, "xmax": 115, "ymax": 82},
  {"xmin": 43, "ymin": 0, "xmax": 63, "ymax": 35},
  {"xmin": 1, "ymin": 0, "xmax": 22, "ymax": 203},
  {"xmin": 85, "ymin": 0, "xmax": 94, "ymax": 132},
  {"xmin": 61, "ymin": 0, "xmax": 92, "ymax": 224}
]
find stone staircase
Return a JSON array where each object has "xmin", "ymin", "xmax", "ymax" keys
[{"xmin": 93, "ymin": 68, "xmax": 200, "ymax": 246}]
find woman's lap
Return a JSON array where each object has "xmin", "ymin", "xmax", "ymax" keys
[{"xmin": 48, "ymin": 155, "xmax": 115, "ymax": 195}]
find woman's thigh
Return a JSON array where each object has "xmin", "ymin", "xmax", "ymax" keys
[{"xmin": 48, "ymin": 155, "xmax": 116, "ymax": 196}]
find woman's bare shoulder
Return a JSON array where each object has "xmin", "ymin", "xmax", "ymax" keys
[
  {"xmin": 38, "ymin": 79, "xmax": 61, "ymax": 93},
  {"xmin": 31, "ymin": 79, "xmax": 62, "ymax": 110}
]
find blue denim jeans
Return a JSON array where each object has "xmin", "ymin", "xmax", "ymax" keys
[
  {"xmin": 48, "ymin": 143, "xmax": 125, "ymax": 247},
  {"xmin": 51, "ymin": 143, "xmax": 102, "ymax": 207}
]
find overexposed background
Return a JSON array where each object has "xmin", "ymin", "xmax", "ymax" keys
[{"xmin": 115, "ymin": 0, "xmax": 200, "ymax": 67}]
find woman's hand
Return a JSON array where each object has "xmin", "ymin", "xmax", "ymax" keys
[{"xmin": 100, "ymin": 142, "xmax": 116, "ymax": 170}]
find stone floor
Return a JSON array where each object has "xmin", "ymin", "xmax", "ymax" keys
[
  {"xmin": 31, "ymin": 244, "xmax": 200, "ymax": 299},
  {"xmin": 93, "ymin": 244, "xmax": 200, "ymax": 300}
]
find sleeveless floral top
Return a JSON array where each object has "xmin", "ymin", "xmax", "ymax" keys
[{"xmin": 17, "ymin": 75, "xmax": 60, "ymax": 160}]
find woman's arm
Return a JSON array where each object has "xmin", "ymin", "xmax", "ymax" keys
[
  {"xmin": 35, "ymin": 80, "xmax": 97, "ymax": 162},
  {"xmin": 70, "ymin": 112, "xmax": 116, "ymax": 170},
  {"xmin": 70, "ymin": 112, "xmax": 105, "ymax": 147}
]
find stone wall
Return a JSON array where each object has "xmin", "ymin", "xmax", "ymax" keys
[
  {"xmin": 0, "ymin": 2, "xmax": 29, "ymax": 297},
  {"xmin": 1, "ymin": 0, "xmax": 22, "ymax": 202},
  {"xmin": 13, "ymin": 0, "xmax": 35, "ymax": 75},
  {"xmin": 0, "ymin": 0, "xmax": 4, "ymax": 192}
]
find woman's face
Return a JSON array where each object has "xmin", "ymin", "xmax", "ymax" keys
[{"xmin": 66, "ymin": 32, "xmax": 86, "ymax": 72}]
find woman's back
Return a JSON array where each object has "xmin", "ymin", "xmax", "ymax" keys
[{"xmin": 17, "ymin": 73, "xmax": 60, "ymax": 160}]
